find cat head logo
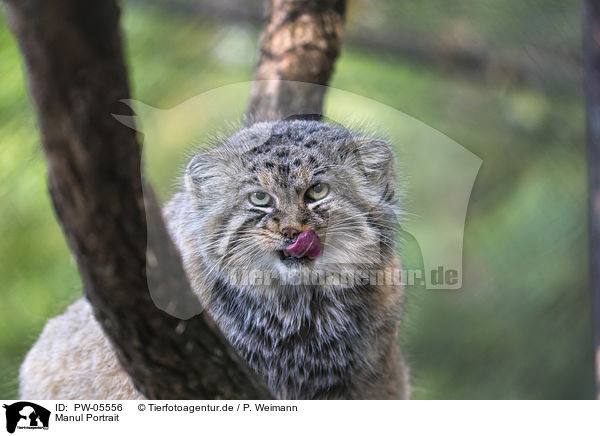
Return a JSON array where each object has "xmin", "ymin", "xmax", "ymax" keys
[
  {"xmin": 3, "ymin": 402, "xmax": 50, "ymax": 434},
  {"xmin": 114, "ymin": 81, "xmax": 482, "ymax": 316}
]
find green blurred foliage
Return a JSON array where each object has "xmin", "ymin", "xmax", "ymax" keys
[
  {"xmin": 0, "ymin": 1, "xmax": 593, "ymax": 399},
  {"xmin": 352, "ymin": 0, "xmax": 579, "ymax": 47}
]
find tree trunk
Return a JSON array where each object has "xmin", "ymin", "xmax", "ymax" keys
[
  {"xmin": 6, "ymin": 0, "xmax": 271, "ymax": 400},
  {"xmin": 584, "ymin": 0, "xmax": 600, "ymax": 400},
  {"xmin": 246, "ymin": 0, "xmax": 346, "ymax": 122}
]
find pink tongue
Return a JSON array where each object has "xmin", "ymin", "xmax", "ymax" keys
[{"xmin": 285, "ymin": 229, "xmax": 321, "ymax": 260}]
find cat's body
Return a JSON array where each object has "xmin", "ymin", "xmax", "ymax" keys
[{"xmin": 20, "ymin": 120, "xmax": 409, "ymax": 400}]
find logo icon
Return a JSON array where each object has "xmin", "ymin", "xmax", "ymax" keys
[{"xmin": 3, "ymin": 402, "xmax": 50, "ymax": 434}]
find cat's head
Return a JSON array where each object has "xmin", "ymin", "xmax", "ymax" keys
[{"xmin": 182, "ymin": 120, "xmax": 399, "ymax": 287}]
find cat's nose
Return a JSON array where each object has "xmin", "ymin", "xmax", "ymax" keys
[{"xmin": 281, "ymin": 227, "xmax": 300, "ymax": 240}]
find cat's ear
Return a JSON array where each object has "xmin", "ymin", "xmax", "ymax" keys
[
  {"xmin": 185, "ymin": 153, "xmax": 220, "ymax": 195},
  {"xmin": 351, "ymin": 138, "xmax": 397, "ymax": 199}
]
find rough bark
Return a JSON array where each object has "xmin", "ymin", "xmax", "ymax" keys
[
  {"xmin": 246, "ymin": 0, "xmax": 346, "ymax": 122},
  {"xmin": 6, "ymin": 0, "xmax": 271, "ymax": 400},
  {"xmin": 584, "ymin": 0, "xmax": 600, "ymax": 401}
]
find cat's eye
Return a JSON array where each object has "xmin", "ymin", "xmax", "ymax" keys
[
  {"xmin": 249, "ymin": 191, "xmax": 273, "ymax": 207},
  {"xmin": 306, "ymin": 183, "xmax": 330, "ymax": 202}
]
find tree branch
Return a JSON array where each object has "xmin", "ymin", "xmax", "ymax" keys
[
  {"xmin": 7, "ymin": 0, "xmax": 271, "ymax": 400},
  {"xmin": 246, "ymin": 0, "xmax": 346, "ymax": 122}
]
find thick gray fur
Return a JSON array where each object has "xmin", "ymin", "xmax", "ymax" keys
[{"xmin": 20, "ymin": 119, "xmax": 409, "ymax": 400}]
